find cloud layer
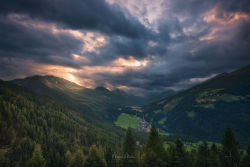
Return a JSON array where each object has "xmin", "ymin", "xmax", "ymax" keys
[{"xmin": 0, "ymin": 0, "xmax": 250, "ymax": 95}]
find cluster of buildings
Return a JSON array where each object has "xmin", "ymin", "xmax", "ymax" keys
[{"xmin": 138, "ymin": 116, "xmax": 151, "ymax": 132}]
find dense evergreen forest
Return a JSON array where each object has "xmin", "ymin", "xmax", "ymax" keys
[
  {"xmin": 0, "ymin": 80, "xmax": 121, "ymax": 167},
  {"xmin": 0, "ymin": 80, "xmax": 250, "ymax": 167},
  {"xmin": 1, "ymin": 121, "xmax": 250, "ymax": 167}
]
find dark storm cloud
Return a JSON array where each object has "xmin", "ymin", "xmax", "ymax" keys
[
  {"xmin": 85, "ymin": 15, "xmax": 180, "ymax": 65},
  {"xmin": 82, "ymin": 29, "xmax": 169, "ymax": 66},
  {"xmin": 216, "ymin": 0, "xmax": 250, "ymax": 13},
  {"xmin": 0, "ymin": 0, "xmax": 148, "ymax": 38},
  {"xmin": 169, "ymin": 0, "xmax": 250, "ymax": 16},
  {"xmin": 87, "ymin": 18, "xmax": 250, "ymax": 94},
  {"xmin": 0, "ymin": 15, "xmax": 86, "ymax": 68},
  {"xmin": 0, "ymin": 0, "xmax": 156, "ymax": 68},
  {"xmin": 0, "ymin": 58, "xmax": 34, "ymax": 79},
  {"xmin": 0, "ymin": 0, "xmax": 250, "ymax": 95}
]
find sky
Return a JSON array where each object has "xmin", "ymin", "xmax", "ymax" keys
[{"xmin": 0, "ymin": 0, "xmax": 250, "ymax": 96}]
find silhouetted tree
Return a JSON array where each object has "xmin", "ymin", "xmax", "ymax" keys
[
  {"xmin": 175, "ymin": 138, "xmax": 191, "ymax": 167},
  {"xmin": 195, "ymin": 141, "xmax": 210, "ymax": 167},
  {"xmin": 242, "ymin": 142, "xmax": 250, "ymax": 167},
  {"xmin": 121, "ymin": 128, "xmax": 137, "ymax": 167},
  {"xmin": 209, "ymin": 144, "xmax": 220, "ymax": 167},
  {"xmin": 122, "ymin": 127, "xmax": 136, "ymax": 156},
  {"xmin": 221, "ymin": 127, "xmax": 240, "ymax": 167},
  {"xmin": 167, "ymin": 143, "xmax": 179, "ymax": 167},
  {"xmin": 142, "ymin": 124, "xmax": 166, "ymax": 167},
  {"xmin": 146, "ymin": 124, "xmax": 165, "ymax": 156},
  {"xmin": 104, "ymin": 147, "xmax": 113, "ymax": 167}
]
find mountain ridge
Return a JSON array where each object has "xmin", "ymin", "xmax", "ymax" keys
[
  {"xmin": 142, "ymin": 64, "xmax": 250, "ymax": 145},
  {"xmin": 11, "ymin": 75, "xmax": 148, "ymax": 124}
]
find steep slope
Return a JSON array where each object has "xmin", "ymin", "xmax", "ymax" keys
[
  {"xmin": 12, "ymin": 75, "xmax": 146, "ymax": 122},
  {"xmin": 0, "ymin": 80, "xmax": 121, "ymax": 166},
  {"xmin": 143, "ymin": 65, "xmax": 250, "ymax": 144}
]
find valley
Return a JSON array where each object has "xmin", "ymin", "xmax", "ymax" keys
[{"xmin": 1, "ymin": 64, "xmax": 250, "ymax": 167}]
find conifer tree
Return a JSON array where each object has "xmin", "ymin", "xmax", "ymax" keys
[
  {"xmin": 242, "ymin": 142, "xmax": 250, "ymax": 167},
  {"xmin": 174, "ymin": 138, "xmax": 191, "ymax": 167},
  {"xmin": 142, "ymin": 124, "xmax": 166, "ymax": 167},
  {"xmin": 209, "ymin": 144, "xmax": 220, "ymax": 167},
  {"xmin": 175, "ymin": 138, "xmax": 185, "ymax": 158},
  {"xmin": 28, "ymin": 144, "xmax": 46, "ymax": 167},
  {"xmin": 104, "ymin": 147, "xmax": 113, "ymax": 167},
  {"xmin": 84, "ymin": 145, "xmax": 107, "ymax": 167},
  {"xmin": 146, "ymin": 124, "xmax": 165, "ymax": 155},
  {"xmin": 167, "ymin": 143, "xmax": 179, "ymax": 167},
  {"xmin": 121, "ymin": 127, "xmax": 137, "ymax": 167},
  {"xmin": 195, "ymin": 141, "xmax": 210, "ymax": 167},
  {"xmin": 69, "ymin": 149, "xmax": 85, "ymax": 167},
  {"xmin": 65, "ymin": 150, "xmax": 72, "ymax": 167},
  {"xmin": 122, "ymin": 127, "xmax": 136, "ymax": 156},
  {"xmin": 221, "ymin": 127, "xmax": 240, "ymax": 167}
]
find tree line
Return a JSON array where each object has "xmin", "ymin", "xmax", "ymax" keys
[{"xmin": 4, "ymin": 125, "xmax": 249, "ymax": 167}]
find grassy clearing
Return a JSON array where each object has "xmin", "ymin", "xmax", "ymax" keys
[
  {"xmin": 185, "ymin": 141, "xmax": 221, "ymax": 151},
  {"xmin": 158, "ymin": 117, "xmax": 166, "ymax": 125},
  {"xmin": 196, "ymin": 88, "xmax": 243, "ymax": 105},
  {"xmin": 163, "ymin": 141, "xmax": 220, "ymax": 151},
  {"xmin": 195, "ymin": 88, "xmax": 244, "ymax": 109},
  {"xmin": 194, "ymin": 103, "xmax": 215, "ymax": 109},
  {"xmin": 115, "ymin": 113, "xmax": 141, "ymax": 129},
  {"xmin": 187, "ymin": 111, "xmax": 196, "ymax": 118},
  {"xmin": 218, "ymin": 94, "xmax": 243, "ymax": 102},
  {"xmin": 130, "ymin": 106, "xmax": 143, "ymax": 112},
  {"xmin": 160, "ymin": 132, "xmax": 172, "ymax": 136},
  {"xmin": 161, "ymin": 97, "xmax": 182, "ymax": 113}
]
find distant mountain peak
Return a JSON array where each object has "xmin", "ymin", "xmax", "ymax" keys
[{"xmin": 13, "ymin": 75, "xmax": 84, "ymax": 91}]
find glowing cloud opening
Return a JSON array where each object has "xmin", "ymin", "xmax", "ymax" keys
[{"xmin": 113, "ymin": 56, "xmax": 149, "ymax": 68}]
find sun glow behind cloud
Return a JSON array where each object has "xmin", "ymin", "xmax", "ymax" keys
[
  {"xmin": 33, "ymin": 64, "xmax": 80, "ymax": 85},
  {"xmin": 113, "ymin": 56, "xmax": 149, "ymax": 67},
  {"xmin": 25, "ymin": 56, "xmax": 150, "ymax": 90}
]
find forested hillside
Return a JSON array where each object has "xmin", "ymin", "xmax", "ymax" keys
[
  {"xmin": 12, "ymin": 75, "xmax": 148, "ymax": 123},
  {"xmin": 0, "ymin": 80, "xmax": 122, "ymax": 167},
  {"xmin": 143, "ymin": 65, "xmax": 250, "ymax": 145},
  {"xmin": 0, "ymin": 79, "xmax": 249, "ymax": 167}
]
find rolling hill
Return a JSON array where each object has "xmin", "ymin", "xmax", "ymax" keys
[{"xmin": 143, "ymin": 65, "xmax": 250, "ymax": 145}]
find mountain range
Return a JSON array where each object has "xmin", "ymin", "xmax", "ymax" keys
[
  {"xmin": 143, "ymin": 65, "xmax": 250, "ymax": 145},
  {"xmin": 1, "ymin": 64, "xmax": 250, "ymax": 147}
]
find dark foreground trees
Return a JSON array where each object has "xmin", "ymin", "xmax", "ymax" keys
[
  {"xmin": 142, "ymin": 124, "xmax": 165, "ymax": 167},
  {"xmin": 1, "ymin": 124, "xmax": 250, "ymax": 167},
  {"xmin": 122, "ymin": 127, "xmax": 136, "ymax": 156},
  {"xmin": 84, "ymin": 145, "xmax": 107, "ymax": 167},
  {"xmin": 242, "ymin": 143, "xmax": 250, "ymax": 167},
  {"xmin": 221, "ymin": 127, "xmax": 240, "ymax": 167}
]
